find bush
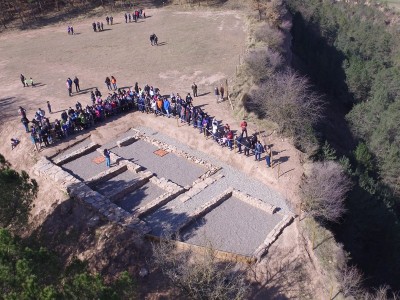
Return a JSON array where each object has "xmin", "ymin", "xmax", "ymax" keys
[
  {"xmin": 243, "ymin": 47, "xmax": 283, "ymax": 84},
  {"xmin": 254, "ymin": 23, "xmax": 285, "ymax": 52},
  {"xmin": 300, "ymin": 161, "xmax": 352, "ymax": 223},
  {"xmin": 246, "ymin": 71, "xmax": 323, "ymax": 152}
]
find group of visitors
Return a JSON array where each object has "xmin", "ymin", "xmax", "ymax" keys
[
  {"xmin": 214, "ymin": 84, "xmax": 225, "ymax": 102},
  {"xmin": 92, "ymin": 21, "xmax": 104, "ymax": 32},
  {"xmin": 67, "ymin": 25, "xmax": 74, "ymax": 35},
  {"xmin": 20, "ymin": 74, "xmax": 34, "ymax": 87},
  {"xmin": 17, "ymin": 79, "xmax": 272, "ymax": 167},
  {"xmin": 124, "ymin": 9, "xmax": 145, "ymax": 23},
  {"xmin": 105, "ymin": 16, "xmax": 114, "ymax": 25},
  {"xmin": 66, "ymin": 77, "xmax": 81, "ymax": 96},
  {"xmin": 105, "ymin": 76, "xmax": 118, "ymax": 90}
]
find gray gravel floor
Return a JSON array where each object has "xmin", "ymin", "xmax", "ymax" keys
[
  {"xmin": 181, "ymin": 197, "xmax": 283, "ymax": 256},
  {"xmin": 94, "ymin": 170, "xmax": 141, "ymax": 196},
  {"xmin": 61, "ymin": 150, "xmax": 108, "ymax": 181},
  {"xmin": 53, "ymin": 137, "xmax": 93, "ymax": 160},
  {"xmin": 115, "ymin": 182, "xmax": 165, "ymax": 213},
  {"xmin": 112, "ymin": 139, "xmax": 206, "ymax": 187}
]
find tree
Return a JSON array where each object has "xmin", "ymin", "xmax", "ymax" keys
[
  {"xmin": 0, "ymin": 228, "xmax": 137, "ymax": 299},
  {"xmin": 0, "ymin": 154, "xmax": 38, "ymax": 228},
  {"xmin": 300, "ymin": 161, "xmax": 352, "ymax": 223}
]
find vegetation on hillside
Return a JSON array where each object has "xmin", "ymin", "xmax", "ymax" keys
[
  {"xmin": 287, "ymin": 0, "xmax": 400, "ymax": 293},
  {"xmin": 0, "ymin": 154, "xmax": 137, "ymax": 299}
]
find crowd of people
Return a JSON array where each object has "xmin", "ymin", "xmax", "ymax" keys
[
  {"xmin": 18, "ymin": 81, "xmax": 272, "ymax": 167},
  {"xmin": 124, "ymin": 9, "xmax": 146, "ymax": 23}
]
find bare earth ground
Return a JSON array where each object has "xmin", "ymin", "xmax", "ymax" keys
[{"xmin": 0, "ymin": 7, "xmax": 326, "ymax": 299}]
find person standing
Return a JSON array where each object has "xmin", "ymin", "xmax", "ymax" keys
[
  {"xmin": 66, "ymin": 78, "xmax": 73, "ymax": 96},
  {"xmin": 21, "ymin": 116, "xmax": 30, "ymax": 133},
  {"xmin": 240, "ymin": 120, "xmax": 248, "ymax": 137},
  {"xmin": 73, "ymin": 76, "xmax": 80, "ymax": 92},
  {"xmin": 265, "ymin": 145, "xmax": 272, "ymax": 167},
  {"xmin": 97, "ymin": 22, "xmax": 101, "ymax": 32},
  {"xmin": 104, "ymin": 148, "xmax": 111, "ymax": 167},
  {"xmin": 110, "ymin": 16, "xmax": 113, "ymax": 25},
  {"xmin": 219, "ymin": 84, "xmax": 224, "ymax": 101},
  {"xmin": 243, "ymin": 137, "xmax": 250, "ymax": 156},
  {"xmin": 128, "ymin": 13, "xmax": 131, "ymax": 22},
  {"xmin": 105, "ymin": 77, "xmax": 112, "ymax": 90},
  {"xmin": 124, "ymin": 13, "xmax": 128, "ymax": 23},
  {"xmin": 92, "ymin": 22, "xmax": 97, "ymax": 32},
  {"xmin": 192, "ymin": 82, "xmax": 198, "ymax": 97},
  {"xmin": 20, "ymin": 74, "xmax": 26, "ymax": 87},
  {"xmin": 214, "ymin": 86, "xmax": 219, "ymax": 102},
  {"xmin": 111, "ymin": 76, "xmax": 117, "ymax": 90},
  {"xmin": 255, "ymin": 141, "xmax": 264, "ymax": 161},
  {"xmin": 47, "ymin": 101, "xmax": 52, "ymax": 114},
  {"xmin": 70, "ymin": 26, "xmax": 74, "ymax": 35},
  {"xmin": 101, "ymin": 22, "xmax": 104, "ymax": 31},
  {"xmin": 106, "ymin": 16, "xmax": 110, "ymax": 25},
  {"xmin": 29, "ymin": 77, "xmax": 34, "ymax": 87}
]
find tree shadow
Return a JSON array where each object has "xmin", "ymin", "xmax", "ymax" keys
[{"xmin": 247, "ymin": 246, "xmax": 312, "ymax": 299}]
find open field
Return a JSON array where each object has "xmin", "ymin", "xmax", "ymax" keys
[{"xmin": 0, "ymin": 8, "xmax": 245, "ymax": 120}]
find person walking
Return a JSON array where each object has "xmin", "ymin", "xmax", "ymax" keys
[
  {"xmin": 66, "ymin": 78, "xmax": 73, "ymax": 96},
  {"xmin": 29, "ymin": 77, "xmax": 34, "ymax": 87},
  {"xmin": 106, "ymin": 16, "xmax": 110, "ymax": 25},
  {"xmin": 214, "ymin": 87, "xmax": 219, "ymax": 102},
  {"xmin": 70, "ymin": 26, "xmax": 74, "ymax": 35},
  {"xmin": 101, "ymin": 22, "xmax": 104, "ymax": 31},
  {"xmin": 192, "ymin": 82, "xmax": 198, "ymax": 97},
  {"xmin": 20, "ymin": 74, "xmax": 26, "ymax": 87},
  {"xmin": 265, "ymin": 145, "xmax": 272, "ymax": 167},
  {"xmin": 110, "ymin": 16, "xmax": 113, "ymax": 25},
  {"xmin": 104, "ymin": 148, "xmax": 111, "ymax": 167},
  {"xmin": 73, "ymin": 76, "xmax": 80, "ymax": 92},
  {"xmin": 150, "ymin": 34, "xmax": 155, "ymax": 46},
  {"xmin": 92, "ymin": 22, "xmax": 97, "ymax": 32},
  {"xmin": 97, "ymin": 22, "xmax": 101, "ymax": 32},
  {"xmin": 111, "ymin": 76, "xmax": 117, "ymax": 90},
  {"xmin": 219, "ymin": 84, "xmax": 224, "ymax": 101},
  {"xmin": 240, "ymin": 119, "xmax": 248, "ymax": 137},
  {"xmin": 124, "ymin": 13, "xmax": 128, "ymax": 23}
]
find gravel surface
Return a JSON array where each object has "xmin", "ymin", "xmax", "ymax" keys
[
  {"xmin": 53, "ymin": 137, "xmax": 93, "ymax": 160},
  {"xmin": 116, "ymin": 182, "xmax": 165, "ymax": 213},
  {"xmin": 94, "ymin": 170, "xmax": 141, "ymax": 196},
  {"xmin": 182, "ymin": 197, "xmax": 283, "ymax": 256},
  {"xmin": 61, "ymin": 150, "xmax": 108, "ymax": 181},
  {"xmin": 112, "ymin": 139, "xmax": 206, "ymax": 187}
]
